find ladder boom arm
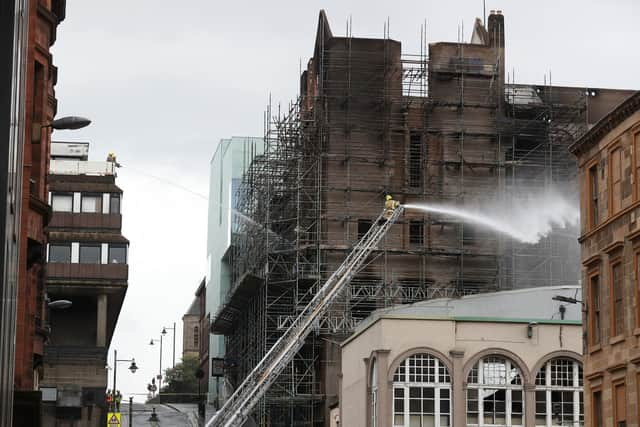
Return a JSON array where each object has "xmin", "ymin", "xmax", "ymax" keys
[{"xmin": 208, "ymin": 206, "xmax": 403, "ymax": 427}]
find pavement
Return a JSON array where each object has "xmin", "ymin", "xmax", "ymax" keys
[{"xmin": 119, "ymin": 402, "xmax": 200, "ymax": 427}]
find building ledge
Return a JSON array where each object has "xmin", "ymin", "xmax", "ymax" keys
[
  {"xmin": 211, "ymin": 272, "xmax": 264, "ymax": 335},
  {"xmin": 48, "ymin": 212, "xmax": 122, "ymax": 230},
  {"xmin": 44, "ymin": 345, "xmax": 107, "ymax": 364},
  {"xmin": 46, "ymin": 263, "xmax": 128, "ymax": 282}
]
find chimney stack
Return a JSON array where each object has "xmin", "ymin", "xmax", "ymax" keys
[{"xmin": 488, "ymin": 10, "xmax": 505, "ymax": 48}]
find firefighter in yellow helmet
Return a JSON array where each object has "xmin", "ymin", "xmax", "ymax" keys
[
  {"xmin": 106, "ymin": 152, "xmax": 121, "ymax": 168},
  {"xmin": 383, "ymin": 194, "xmax": 400, "ymax": 220}
]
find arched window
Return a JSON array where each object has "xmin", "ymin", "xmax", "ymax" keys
[
  {"xmin": 194, "ymin": 326, "xmax": 199, "ymax": 348},
  {"xmin": 467, "ymin": 355, "xmax": 524, "ymax": 427},
  {"xmin": 534, "ymin": 358, "xmax": 583, "ymax": 427},
  {"xmin": 392, "ymin": 353, "xmax": 451, "ymax": 427},
  {"xmin": 371, "ymin": 359, "xmax": 378, "ymax": 427}
]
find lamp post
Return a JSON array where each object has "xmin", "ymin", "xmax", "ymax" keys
[
  {"xmin": 111, "ymin": 349, "xmax": 137, "ymax": 411},
  {"xmin": 149, "ymin": 336, "xmax": 164, "ymax": 392},
  {"xmin": 161, "ymin": 323, "xmax": 176, "ymax": 368}
]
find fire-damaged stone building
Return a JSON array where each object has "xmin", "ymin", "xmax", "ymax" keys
[{"xmin": 40, "ymin": 142, "xmax": 128, "ymax": 427}]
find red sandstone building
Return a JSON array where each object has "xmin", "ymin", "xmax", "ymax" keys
[
  {"xmin": 13, "ymin": 1, "xmax": 66, "ymax": 425},
  {"xmin": 571, "ymin": 92, "xmax": 640, "ymax": 427}
]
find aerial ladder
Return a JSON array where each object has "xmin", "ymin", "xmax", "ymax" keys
[{"xmin": 207, "ymin": 200, "xmax": 403, "ymax": 427}]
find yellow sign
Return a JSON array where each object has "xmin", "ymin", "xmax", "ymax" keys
[{"xmin": 107, "ymin": 412, "xmax": 121, "ymax": 427}]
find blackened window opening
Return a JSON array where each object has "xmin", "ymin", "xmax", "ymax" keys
[
  {"xmin": 409, "ymin": 132, "xmax": 423, "ymax": 188},
  {"xmin": 409, "ymin": 220, "xmax": 424, "ymax": 246}
]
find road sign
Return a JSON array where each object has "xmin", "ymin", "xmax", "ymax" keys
[{"xmin": 106, "ymin": 412, "xmax": 121, "ymax": 427}]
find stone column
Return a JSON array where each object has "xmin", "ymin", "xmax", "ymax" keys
[
  {"xmin": 524, "ymin": 383, "xmax": 536, "ymax": 427},
  {"xmin": 449, "ymin": 349, "xmax": 465, "ymax": 427},
  {"xmin": 376, "ymin": 350, "xmax": 391, "ymax": 427},
  {"xmin": 96, "ymin": 294, "xmax": 107, "ymax": 347}
]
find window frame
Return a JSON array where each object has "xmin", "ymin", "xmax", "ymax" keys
[
  {"xmin": 48, "ymin": 243, "xmax": 72, "ymax": 263},
  {"xmin": 80, "ymin": 193, "xmax": 103, "ymax": 213},
  {"xmin": 466, "ymin": 356, "xmax": 524, "ymax": 427},
  {"xmin": 408, "ymin": 131, "xmax": 423, "ymax": 188},
  {"xmin": 51, "ymin": 192, "xmax": 74, "ymax": 213},
  {"xmin": 588, "ymin": 271, "xmax": 601, "ymax": 347},
  {"xmin": 635, "ymin": 250, "xmax": 640, "ymax": 330},
  {"xmin": 409, "ymin": 220, "xmax": 424, "ymax": 247},
  {"xmin": 587, "ymin": 161, "xmax": 599, "ymax": 230},
  {"xmin": 608, "ymin": 143, "xmax": 623, "ymax": 216},
  {"xmin": 78, "ymin": 243, "xmax": 102, "ymax": 264},
  {"xmin": 591, "ymin": 387, "xmax": 602, "ymax": 427},
  {"xmin": 108, "ymin": 244, "xmax": 127, "ymax": 264},
  {"xmin": 109, "ymin": 193, "xmax": 121, "ymax": 214},
  {"xmin": 533, "ymin": 358, "xmax": 583, "ymax": 427},
  {"xmin": 358, "ymin": 219, "xmax": 373, "ymax": 240},
  {"xmin": 633, "ymin": 128, "xmax": 640, "ymax": 202},
  {"xmin": 612, "ymin": 379, "xmax": 626, "ymax": 427},
  {"xmin": 392, "ymin": 353, "xmax": 452, "ymax": 427},
  {"xmin": 609, "ymin": 258, "xmax": 624, "ymax": 338}
]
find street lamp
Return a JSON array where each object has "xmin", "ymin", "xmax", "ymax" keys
[
  {"xmin": 44, "ymin": 116, "xmax": 91, "ymax": 130},
  {"xmin": 47, "ymin": 299, "xmax": 72, "ymax": 310},
  {"xmin": 112, "ymin": 349, "xmax": 137, "ymax": 411},
  {"xmin": 161, "ymin": 323, "xmax": 176, "ymax": 368},
  {"xmin": 149, "ymin": 336, "xmax": 164, "ymax": 392}
]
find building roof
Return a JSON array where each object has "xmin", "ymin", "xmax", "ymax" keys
[
  {"xmin": 344, "ymin": 286, "xmax": 582, "ymax": 346},
  {"xmin": 569, "ymin": 91, "xmax": 640, "ymax": 155},
  {"xmin": 183, "ymin": 296, "xmax": 200, "ymax": 318}
]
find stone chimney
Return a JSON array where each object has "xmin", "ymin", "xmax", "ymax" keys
[{"xmin": 488, "ymin": 10, "xmax": 505, "ymax": 48}]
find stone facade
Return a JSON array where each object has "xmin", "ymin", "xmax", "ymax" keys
[
  {"xmin": 340, "ymin": 287, "xmax": 583, "ymax": 427},
  {"xmin": 571, "ymin": 92, "xmax": 640, "ymax": 427}
]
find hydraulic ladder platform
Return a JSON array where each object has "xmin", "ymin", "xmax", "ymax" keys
[{"xmin": 207, "ymin": 204, "xmax": 404, "ymax": 427}]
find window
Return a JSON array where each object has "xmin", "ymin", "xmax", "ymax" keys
[
  {"xmin": 79, "ymin": 244, "xmax": 101, "ymax": 264},
  {"xmin": 534, "ymin": 358, "xmax": 583, "ymax": 427},
  {"xmin": 467, "ymin": 355, "xmax": 523, "ymax": 427},
  {"xmin": 635, "ymin": 131, "xmax": 640, "ymax": 200},
  {"xmin": 409, "ymin": 132, "xmax": 423, "ymax": 188},
  {"xmin": 371, "ymin": 359, "xmax": 378, "ymax": 427},
  {"xmin": 609, "ymin": 147, "xmax": 622, "ymax": 214},
  {"xmin": 636, "ymin": 252, "xmax": 640, "ymax": 329},
  {"xmin": 51, "ymin": 193, "xmax": 73, "ymax": 212},
  {"xmin": 109, "ymin": 194, "xmax": 121, "ymax": 214},
  {"xmin": 613, "ymin": 381, "xmax": 626, "ymax": 427},
  {"xmin": 194, "ymin": 326, "xmax": 199, "ymax": 348},
  {"xmin": 393, "ymin": 353, "xmax": 451, "ymax": 427},
  {"xmin": 588, "ymin": 164, "xmax": 598, "ymax": 229},
  {"xmin": 49, "ymin": 244, "xmax": 71, "ymax": 263},
  {"xmin": 610, "ymin": 260, "xmax": 624, "ymax": 337},
  {"xmin": 358, "ymin": 219, "xmax": 372, "ymax": 239},
  {"xmin": 81, "ymin": 194, "xmax": 102, "ymax": 213},
  {"xmin": 589, "ymin": 273, "xmax": 601, "ymax": 346},
  {"xmin": 591, "ymin": 390, "xmax": 602, "ymax": 427},
  {"xmin": 410, "ymin": 220, "xmax": 424, "ymax": 246},
  {"xmin": 108, "ymin": 245, "xmax": 127, "ymax": 264}
]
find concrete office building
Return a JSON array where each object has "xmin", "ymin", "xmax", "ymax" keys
[
  {"xmin": 570, "ymin": 92, "xmax": 640, "ymax": 427},
  {"xmin": 340, "ymin": 286, "xmax": 583, "ymax": 427},
  {"xmin": 41, "ymin": 142, "xmax": 128, "ymax": 427},
  {"xmin": 205, "ymin": 136, "xmax": 263, "ymax": 407}
]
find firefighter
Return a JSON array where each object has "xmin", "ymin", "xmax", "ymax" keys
[
  {"xmin": 383, "ymin": 194, "xmax": 400, "ymax": 220},
  {"xmin": 106, "ymin": 389, "xmax": 113, "ymax": 410},
  {"xmin": 106, "ymin": 152, "xmax": 121, "ymax": 168}
]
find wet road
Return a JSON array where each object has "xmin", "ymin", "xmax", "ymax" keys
[{"xmin": 119, "ymin": 403, "xmax": 199, "ymax": 427}]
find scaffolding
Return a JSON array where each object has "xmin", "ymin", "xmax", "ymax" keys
[{"xmin": 209, "ymin": 11, "xmax": 622, "ymax": 426}]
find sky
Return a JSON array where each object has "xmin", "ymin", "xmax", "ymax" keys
[{"xmin": 50, "ymin": 0, "xmax": 638, "ymax": 400}]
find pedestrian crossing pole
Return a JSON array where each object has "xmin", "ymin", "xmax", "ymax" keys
[{"xmin": 129, "ymin": 397, "xmax": 133, "ymax": 427}]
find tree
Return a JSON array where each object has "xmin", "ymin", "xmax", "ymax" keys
[{"xmin": 160, "ymin": 355, "xmax": 200, "ymax": 395}]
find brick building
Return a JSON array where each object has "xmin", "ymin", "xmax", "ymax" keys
[
  {"xmin": 13, "ymin": 1, "xmax": 67, "ymax": 425},
  {"xmin": 211, "ymin": 11, "xmax": 634, "ymax": 425},
  {"xmin": 40, "ymin": 142, "xmax": 128, "ymax": 427},
  {"xmin": 570, "ymin": 92, "xmax": 640, "ymax": 427},
  {"xmin": 182, "ymin": 281, "xmax": 202, "ymax": 361}
]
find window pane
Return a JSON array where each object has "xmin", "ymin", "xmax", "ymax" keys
[
  {"xmin": 110, "ymin": 194, "xmax": 121, "ymax": 214},
  {"xmin": 108, "ymin": 245, "xmax": 127, "ymax": 264},
  {"xmin": 81, "ymin": 195, "xmax": 102, "ymax": 213},
  {"xmin": 79, "ymin": 245, "xmax": 101, "ymax": 263},
  {"xmin": 49, "ymin": 244, "xmax": 71, "ymax": 263},
  {"xmin": 51, "ymin": 194, "xmax": 73, "ymax": 212}
]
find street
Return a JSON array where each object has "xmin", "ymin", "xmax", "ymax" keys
[{"xmin": 119, "ymin": 403, "xmax": 199, "ymax": 427}]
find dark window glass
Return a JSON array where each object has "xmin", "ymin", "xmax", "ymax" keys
[
  {"xmin": 79, "ymin": 244, "xmax": 101, "ymax": 264},
  {"xmin": 409, "ymin": 132, "xmax": 423, "ymax": 188},
  {"xmin": 589, "ymin": 165, "xmax": 598, "ymax": 228},
  {"xmin": 108, "ymin": 245, "xmax": 127, "ymax": 264},
  {"xmin": 49, "ymin": 244, "xmax": 71, "ymax": 263},
  {"xmin": 612, "ymin": 262, "xmax": 624, "ymax": 336},
  {"xmin": 357, "ymin": 219, "xmax": 372, "ymax": 239},
  {"xmin": 110, "ymin": 194, "xmax": 121, "ymax": 214},
  {"xmin": 590, "ymin": 274, "xmax": 600, "ymax": 345},
  {"xmin": 409, "ymin": 220, "xmax": 424, "ymax": 246}
]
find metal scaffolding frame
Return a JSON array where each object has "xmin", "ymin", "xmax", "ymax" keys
[{"xmin": 212, "ymin": 13, "xmax": 596, "ymax": 426}]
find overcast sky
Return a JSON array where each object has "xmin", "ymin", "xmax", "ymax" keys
[{"xmin": 50, "ymin": 0, "xmax": 638, "ymax": 399}]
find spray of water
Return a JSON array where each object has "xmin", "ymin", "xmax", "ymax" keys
[{"xmin": 404, "ymin": 190, "xmax": 579, "ymax": 244}]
